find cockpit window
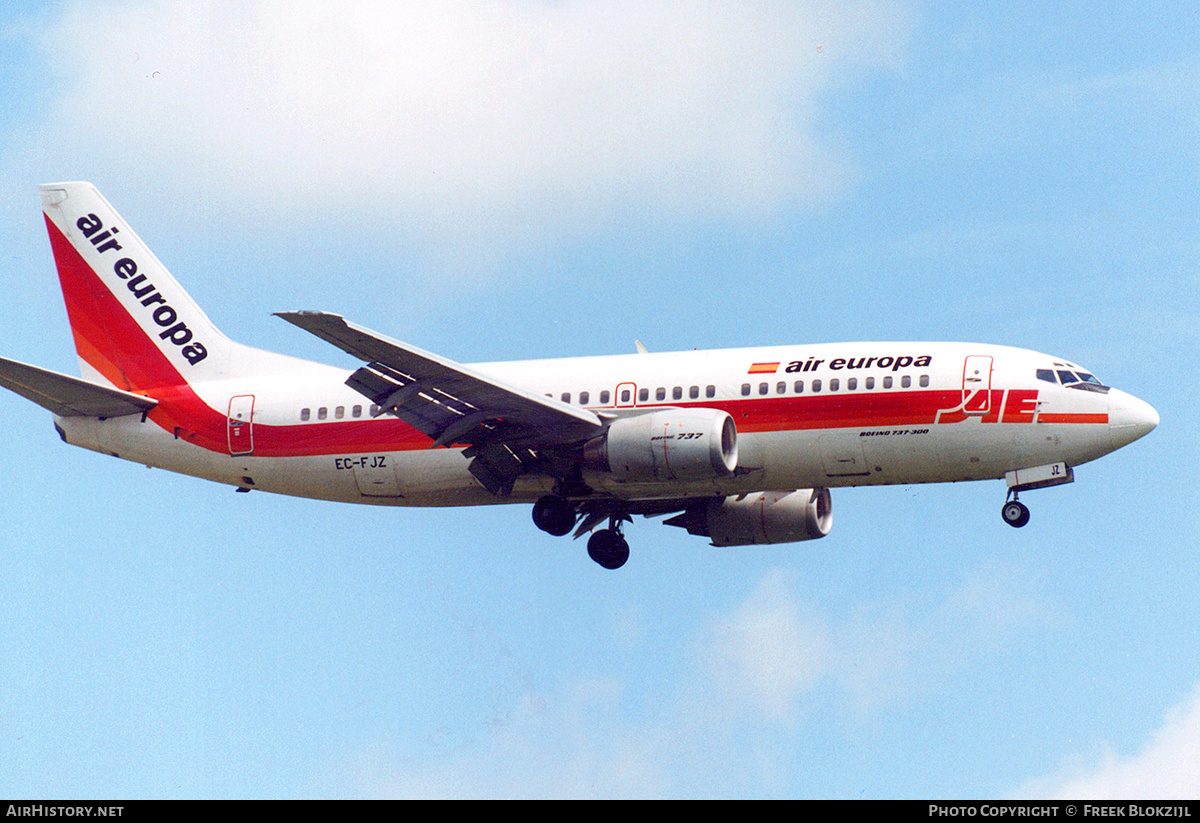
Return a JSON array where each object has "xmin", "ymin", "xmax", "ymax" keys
[
  {"xmin": 1037, "ymin": 366, "xmax": 1110, "ymax": 392},
  {"xmin": 1069, "ymin": 371, "xmax": 1109, "ymax": 393}
]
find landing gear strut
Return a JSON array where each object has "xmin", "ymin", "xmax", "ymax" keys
[{"xmin": 1001, "ymin": 492, "xmax": 1030, "ymax": 528}]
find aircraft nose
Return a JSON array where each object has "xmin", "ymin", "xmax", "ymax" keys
[{"xmin": 1108, "ymin": 388, "xmax": 1159, "ymax": 450}]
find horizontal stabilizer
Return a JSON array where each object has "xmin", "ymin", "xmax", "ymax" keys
[{"xmin": 0, "ymin": 356, "xmax": 157, "ymax": 418}]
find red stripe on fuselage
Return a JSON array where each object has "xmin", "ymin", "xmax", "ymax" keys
[
  {"xmin": 234, "ymin": 389, "xmax": 1106, "ymax": 459},
  {"xmin": 1037, "ymin": 412, "xmax": 1109, "ymax": 424},
  {"xmin": 44, "ymin": 215, "xmax": 1105, "ymax": 460}
]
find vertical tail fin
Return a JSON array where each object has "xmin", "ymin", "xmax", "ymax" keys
[{"xmin": 39, "ymin": 182, "xmax": 233, "ymax": 391}]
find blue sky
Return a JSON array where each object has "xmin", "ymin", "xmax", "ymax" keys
[{"xmin": 0, "ymin": 1, "xmax": 1196, "ymax": 799}]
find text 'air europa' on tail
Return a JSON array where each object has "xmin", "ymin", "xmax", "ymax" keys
[{"xmin": 39, "ymin": 182, "xmax": 235, "ymax": 391}]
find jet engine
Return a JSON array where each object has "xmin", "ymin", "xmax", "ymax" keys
[
  {"xmin": 582, "ymin": 408, "xmax": 738, "ymax": 482},
  {"xmin": 666, "ymin": 489, "xmax": 833, "ymax": 546}
]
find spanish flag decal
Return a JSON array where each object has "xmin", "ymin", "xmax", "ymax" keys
[{"xmin": 748, "ymin": 362, "xmax": 780, "ymax": 374}]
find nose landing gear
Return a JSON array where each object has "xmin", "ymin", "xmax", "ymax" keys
[
  {"xmin": 1000, "ymin": 462, "xmax": 1075, "ymax": 528},
  {"xmin": 1001, "ymin": 492, "xmax": 1031, "ymax": 528}
]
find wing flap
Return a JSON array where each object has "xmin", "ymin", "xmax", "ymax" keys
[
  {"xmin": 275, "ymin": 311, "xmax": 602, "ymax": 441},
  {"xmin": 0, "ymin": 356, "xmax": 158, "ymax": 418},
  {"xmin": 275, "ymin": 312, "xmax": 605, "ymax": 495}
]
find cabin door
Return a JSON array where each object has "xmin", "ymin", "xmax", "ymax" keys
[
  {"xmin": 961, "ymin": 355, "xmax": 994, "ymax": 415},
  {"xmin": 227, "ymin": 395, "xmax": 256, "ymax": 456}
]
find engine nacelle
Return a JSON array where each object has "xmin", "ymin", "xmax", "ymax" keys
[
  {"xmin": 666, "ymin": 489, "xmax": 833, "ymax": 546},
  {"xmin": 583, "ymin": 408, "xmax": 738, "ymax": 483}
]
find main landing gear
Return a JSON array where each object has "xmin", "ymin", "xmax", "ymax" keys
[
  {"xmin": 586, "ymin": 525, "xmax": 630, "ymax": 570},
  {"xmin": 531, "ymin": 493, "xmax": 576, "ymax": 536},
  {"xmin": 532, "ymin": 494, "xmax": 631, "ymax": 570},
  {"xmin": 1001, "ymin": 492, "xmax": 1031, "ymax": 528}
]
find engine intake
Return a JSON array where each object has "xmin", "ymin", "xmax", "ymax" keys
[
  {"xmin": 583, "ymin": 408, "xmax": 738, "ymax": 482},
  {"xmin": 666, "ymin": 489, "xmax": 833, "ymax": 546}
]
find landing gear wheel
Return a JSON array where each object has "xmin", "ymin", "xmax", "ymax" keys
[
  {"xmin": 587, "ymin": 529, "xmax": 630, "ymax": 570},
  {"xmin": 1002, "ymin": 499, "xmax": 1030, "ymax": 528},
  {"xmin": 532, "ymin": 494, "xmax": 577, "ymax": 536}
]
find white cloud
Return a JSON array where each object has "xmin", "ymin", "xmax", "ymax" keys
[
  {"xmin": 703, "ymin": 569, "xmax": 831, "ymax": 725},
  {"xmin": 1015, "ymin": 683, "xmax": 1200, "ymax": 800},
  {"xmin": 23, "ymin": 0, "xmax": 911, "ymax": 244},
  {"xmin": 330, "ymin": 562, "xmax": 1048, "ymax": 797}
]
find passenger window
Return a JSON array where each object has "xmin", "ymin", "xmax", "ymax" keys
[
  {"xmin": 706, "ymin": 385, "xmax": 716, "ymax": 398},
  {"xmin": 830, "ymin": 378, "xmax": 840, "ymax": 392},
  {"xmin": 300, "ymin": 408, "xmax": 310, "ymax": 421},
  {"xmin": 561, "ymin": 392, "xmax": 571, "ymax": 403},
  {"xmin": 656, "ymin": 387, "xmax": 666, "ymax": 401},
  {"xmin": 865, "ymin": 377, "xmax": 875, "ymax": 390},
  {"xmin": 919, "ymin": 375, "xmax": 929, "ymax": 388},
  {"xmin": 352, "ymin": 405, "xmax": 362, "ymax": 418},
  {"xmin": 901, "ymin": 375, "xmax": 911, "ymax": 388},
  {"xmin": 758, "ymin": 383, "xmax": 769, "ymax": 395},
  {"xmin": 812, "ymin": 379, "xmax": 822, "ymax": 393},
  {"xmin": 794, "ymin": 380, "xmax": 804, "ymax": 393},
  {"xmin": 318, "ymin": 407, "xmax": 328, "ymax": 420},
  {"xmin": 600, "ymin": 390, "xmax": 611, "ymax": 404},
  {"xmin": 620, "ymin": 389, "xmax": 631, "ymax": 403},
  {"xmin": 776, "ymin": 381, "xmax": 786, "ymax": 394},
  {"xmin": 335, "ymin": 406, "xmax": 345, "ymax": 419},
  {"xmin": 639, "ymin": 388, "xmax": 649, "ymax": 402},
  {"xmin": 883, "ymin": 376, "xmax": 893, "ymax": 389},
  {"xmin": 580, "ymin": 391, "xmax": 590, "ymax": 405},
  {"xmin": 689, "ymin": 386, "xmax": 699, "ymax": 399},
  {"xmin": 847, "ymin": 377, "xmax": 857, "ymax": 391},
  {"xmin": 741, "ymin": 383, "xmax": 751, "ymax": 396},
  {"xmin": 370, "ymin": 404, "xmax": 381, "ymax": 416},
  {"xmin": 673, "ymin": 386, "xmax": 683, "ymax": 400}
]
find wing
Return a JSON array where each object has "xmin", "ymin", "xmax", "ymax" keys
[
  {"xmin": 275, "ymin": 311, "xmax": 604, "ymax": 495},
  {"xmin": 0, "ymin": 356, "xmax": 158, "ymax": 418}
]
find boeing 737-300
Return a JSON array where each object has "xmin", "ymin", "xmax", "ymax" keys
[{"xmin": 0, "ymin": 183, "xmax": 1158, "ymax": 568}]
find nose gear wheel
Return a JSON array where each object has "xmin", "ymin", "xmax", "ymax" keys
[{"xmin": 1001, "ymin": 492, "xmax": 1030, "ymax": 528}]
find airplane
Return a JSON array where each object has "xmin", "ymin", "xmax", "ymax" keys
[{"xmin": 0, "ymin": 182, "xmax": 1158, "ymax": 569}]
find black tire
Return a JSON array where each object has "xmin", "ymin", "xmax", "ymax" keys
[
  {"xmin": 1002, "ymin": 500, "xmax": 1031, "ymax": 528},
  {"xmin": 532, "ymin": 495, "xmax": 576, "ymax": 536},
  {"xmin": 587, "ymin": 530, "xmax": 630, "ymax": 569}
]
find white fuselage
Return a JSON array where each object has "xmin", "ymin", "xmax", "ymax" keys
[{"xmin": 54, "ymin": 340, "xmax": 1154, "ymax": 507}]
